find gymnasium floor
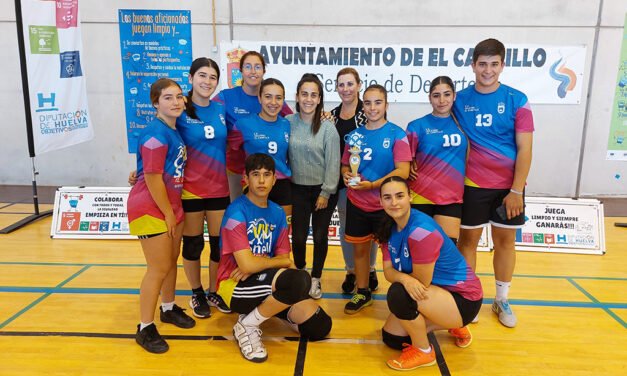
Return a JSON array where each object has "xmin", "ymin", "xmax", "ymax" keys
[{"xmin": 0, "ymin": 201, "xmax": 625, "ymax": 375}]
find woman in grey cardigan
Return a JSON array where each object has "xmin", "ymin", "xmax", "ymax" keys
[{"xmin": 288, "ymin": 73, "xmax": 340, "ymax": 299}]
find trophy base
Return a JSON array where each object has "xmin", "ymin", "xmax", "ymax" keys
[{"xmin": 348, "ymin": 177, "xmax": 361, "ymax": 186}]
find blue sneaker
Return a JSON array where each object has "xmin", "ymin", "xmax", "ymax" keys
[{"xmin": 492, "ymin": 299, "xmax": 517, "ymax": 328}]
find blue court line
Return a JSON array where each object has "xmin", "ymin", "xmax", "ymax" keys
[
  {"xmin": 1, "ymin": 261, "xmax": 626, "ymax": 282},
  {"xmin": 0, "ymin": 265, "xmax": 91, "ymax": 330},
  {"xmin": 1, "ymin": 286, "xmax": 626, "ymax": 310},
  {"xmin": 566, "ymin": 278, "xmax": 627, "ymax": 329}
]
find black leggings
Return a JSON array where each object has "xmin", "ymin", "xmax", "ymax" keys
[{"xmin": 290, "ymin": 183, "xmax": 338, "ymax": 278}]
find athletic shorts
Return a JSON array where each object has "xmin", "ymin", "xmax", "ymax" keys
[
  {"xmin": 182, "ymin": 196, "xmax": 230, "ymax": 212},
  {"xmin": 217, "ymin": 268, "xmax": 280, "ymax": 314},
  {"xmin": 137, "ymin": 232, "xmax": 165, "ymax": 239},
  {"xmin": 461, "ymin": 186, "xmax": 525, "ymax": 229},
  {"xmin": 344, "ymin": 199, "xmax": 385, "ymax": 244},
  {"xmin": 411, "ymin": 203, "xmax": 462, "ymax": 219},
  {"xmin": 451, "ymin": 291, "xmax": 483, "ymax": 327},
  {"xmin": 244, "ymin": 179, "xmax": 292, "ymax": 206}
]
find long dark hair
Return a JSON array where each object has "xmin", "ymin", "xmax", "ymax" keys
[
  {"xmin": 185, "ymin": 57, "xmax": 220, "ymax": 120},
  {"xmin": 295, "ymin": 73, "xmax": 324, "ymax": 135},
  {"xmin": 374, "ymin": 176, "xmax": 411, "ymax": 244}
]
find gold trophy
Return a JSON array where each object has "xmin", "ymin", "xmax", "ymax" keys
[{"xmin": 348, "ymin": 145, "xmax": 361, "ymax": 186}]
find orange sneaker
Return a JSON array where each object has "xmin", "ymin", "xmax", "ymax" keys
[
  {"xmin": 448, "ymin": 326, "xmax": 472, "ymax": 348},
  {"xmin": 386, "ymin": 344, "xmax": 436, "ymax": 371}
]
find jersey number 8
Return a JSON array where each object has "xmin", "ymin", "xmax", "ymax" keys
[{"xmin": 204, "ymin": 125, "xmax": 215, "ymax": 139}]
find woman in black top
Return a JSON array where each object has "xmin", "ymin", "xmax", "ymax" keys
[{"xmin": 330, "ymin": 67, "xmax": 379, "ymax": 294}]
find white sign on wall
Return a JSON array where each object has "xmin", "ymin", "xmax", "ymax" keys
[{"xmin": 220, "ymin": 41, "xmax": 586, "ymax": 104}]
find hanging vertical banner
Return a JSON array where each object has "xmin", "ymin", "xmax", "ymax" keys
[
  {"xmin": 21, "ymin": 0, "xmax": 94, "ymax": 154},
  {"xmin": 118, "ymin": 9, "xmax": 192, "ymax": 153},
  {"xmin": 607, "ymin": 14, "xmax": 627, "ymax": 161}
]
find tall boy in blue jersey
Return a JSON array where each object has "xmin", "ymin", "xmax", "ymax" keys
[
  {"xmin": 453, "ymin": 39, "xmax": 534, "ymax": 328},
  {"xmin": 216, "ymin": 153, "xmax": 331, "ymax": 363}
]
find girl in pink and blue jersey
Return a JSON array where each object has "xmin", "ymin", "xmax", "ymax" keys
[
  {"xmin": 128, "ymin": 78, "xmax": 195, "ymax": 354},
  {"xmin": 406, "ymin": 76, "xmax": 468, "ymax": 244}
]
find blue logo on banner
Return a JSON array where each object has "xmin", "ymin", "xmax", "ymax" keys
[
  {"xmin": 60, "ymin": 51, "xmax": 83, "ymax": 78},
  {"xmin": 36, "ymin": 92, "xmax": 58, "ymax": 112},
  {"xmin": 99, "ymin": 222, "xmax": 110, "ymax": 232}
]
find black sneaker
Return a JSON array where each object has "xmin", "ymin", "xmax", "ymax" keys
[
  {"xmin": 207, "ymin": 292, "xmax": 232, "ymax": 313},
  {"xmin": 160, "ymin": 304, "xmax": 196, "ymax": 328},
  {"xmin": 189, "ymin": 293, "xmax": 211, "ymax": 318},
  {"xmin": 135, "ymin": 323, "xmax": 169, "ymax": 354},
  {"xmin": 344, "ymin": 291, "xmax": 373, "ymax": 314},
  {"xmin": 341, "ymin": 273, "xmax": 356, "ymax": 294},
  {"xmin": 369, "ymin": 270, "xmax": 379, "ymax": 292}
]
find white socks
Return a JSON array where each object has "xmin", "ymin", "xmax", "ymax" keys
[
  {"xmin": 161, "ymin": 301, "xmax": 175, "ymax": 312},
  {"xmin": 139, "ymin": 321, "xmax": 153, "ymax": 331},
  {"xmin": 241, "ymin": 307, "xmax": 270, "ymax": 327},
  {"xmin": 495, "ymin": 280, "xmax": 511, "ymax": 301}
]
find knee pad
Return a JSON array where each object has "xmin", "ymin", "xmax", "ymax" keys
[
  {"xmin": 387, "ymin": 282, "xmax": 419, "ymax": 321},
  {"xmin": 273, "ymin": 269, "xmax": 311, "ymax": 305},
  {"xmin": 182, "ymin": 235, "xmax": 204, "ymax": 261},
  {"xmin": 298, "ymin": 307, "xmax": 332, "ymax": 341},
  {"xmin": 209, "ymin": 236, "xmax": 220, "ymax": 262},
  {"xmin": 382, "ymin": 329, "xmax": 412, "ymax": 350}
]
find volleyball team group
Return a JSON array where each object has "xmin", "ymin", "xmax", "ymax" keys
[{"xmin": 126, "ymin": 37, "xmax": 534, "ymax": 371}]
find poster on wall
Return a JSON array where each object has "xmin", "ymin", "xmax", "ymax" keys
[
  {"xmin": 21, "ymin": 0, "xmax": 94, "ymax": 154},
  {"xmin": 514, "ymin": 197, "xmax": 605, "ymax": 255},
  {"xmin": 118, "ymin": 9, "xmax": 192, "ymax": 153},
  {"xmin": 607, "ymin": 14, "xmax": 627, "ymax": 161},
  {"xmin": 51, "ymin": 187, "xmax": 134, "ymax": 239},
  {"xmin": 219, "ymin": 41, "xmax": 586, "ymax": 105}
]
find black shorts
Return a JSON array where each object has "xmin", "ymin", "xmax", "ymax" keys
[
  {"xmin": 451, "ymin": 291, "xmax": 483, "ymax": 327},
  {"xmin": 182, "ymin": 196, "xmax": 230, "ymax": 212},
  {"xmin": 244, "ymin": 179, "xmax": 292, "ymax": 206},
  {"xmin": 269, "ymin": 179, "xmax": 292, "ymax": 206},
  {"xmin": 411, "ymin": 203, "xmax": 462, "ymax": 219},
  {"xmin": 229, "ymin": 268, "xmax": 281, "ymax": 315},
  {"xmin": 344, "ymin": 199, "xmax": 385, "ymax": 243},
  {"xmin": 461, "ymin": 186, "xmax": 525, "ymax": 228},
  {"xmin": 137, "ymin": 232, "xmax": 165, "ymax": 239}
]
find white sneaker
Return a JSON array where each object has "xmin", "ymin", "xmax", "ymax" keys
[
  {"xmin": 233, "ymin": 315, "xmax": 267, "ymax": 363},
  {"xmin": 310, "ymin": 277, "xmax": 322, "ymax": 299},
  {"xmin": 492, "ymin": 299, "xmax": 517, "ymax": 328}
]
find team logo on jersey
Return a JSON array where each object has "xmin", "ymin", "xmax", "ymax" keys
[
  {"xmin": 254, "ymin": 132, "xmax": 269, "ymax": 140},
  {"xmin": 388, "ymin": 244, "xmax": 397, "ymax": 255},
  {"xmin": 497, "ymin": 102, "xmax": 505, "ymax": 114},
  {"xmin": 425, "ymin": 128, "xmax": 443, "ymax": 135},
  {"xmin": 382, "ymin": 138, "xmax": 391, "ymax": 149},
  {"xmin": 173, "ymin": 145, "xmax": 187, "ymax": 185},
  {"xmin": 247, "ymin": 218, "xmax": 274, "ymax": 256},
  {"xmin": 403, "ymin": 246, "xmax": 409, "ymax": 258},
  {"xmin": 219, "ymin": 113, "xmax": 226, "ymax": 125}
]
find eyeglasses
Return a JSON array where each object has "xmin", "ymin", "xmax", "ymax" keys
[{"xmin": 242, "ymin": 63, "xmax": 264, "ymax": 72}]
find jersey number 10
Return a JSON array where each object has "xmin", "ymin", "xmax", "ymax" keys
[{"xmin": 442, "ymin": 134, "xmax": 462, "ymax": 147}]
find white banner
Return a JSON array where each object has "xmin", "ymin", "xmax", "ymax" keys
[
  {"xmin": 22, "ymin": 0, "xmax": 93, "ymax": 155},
  {"xmin": 51, "ymin": 187, "xmax": 133, "ymax": 239},
  {"xmin": 220, "ymin": 41, "xmax": 586, "ymax": 105}
]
